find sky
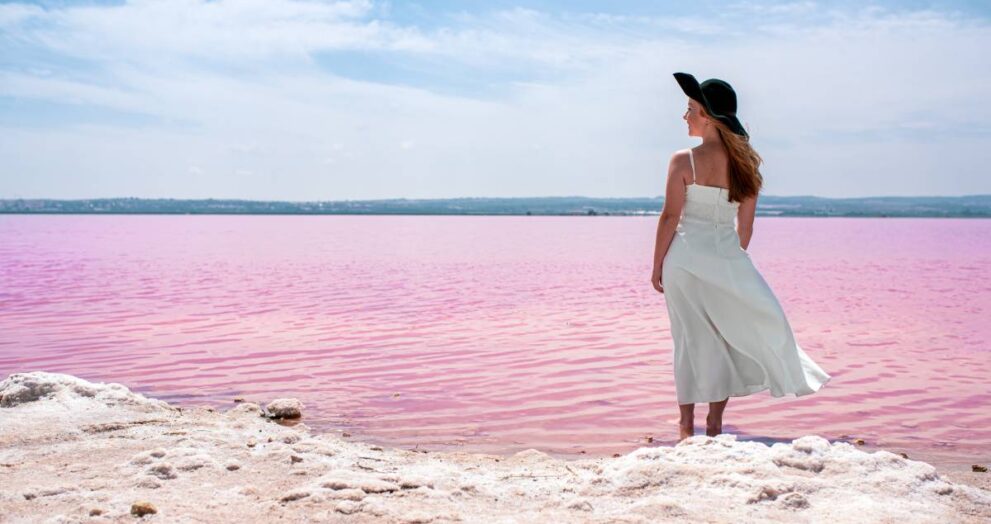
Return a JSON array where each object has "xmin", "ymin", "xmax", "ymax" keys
[{"xmin": 1, "ymin": 0, "xmax": 989, "ymax": 200}]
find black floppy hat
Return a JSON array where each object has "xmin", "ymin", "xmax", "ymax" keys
[{"xmin": 673, "ymin": 72, "xmax": 748, "ymax": 138}]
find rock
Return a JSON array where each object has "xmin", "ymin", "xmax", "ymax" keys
[
  {"xmin": 147, "ymin": 463, "xmax": 177, "ymax": 480},
  {"xmin": 318, "ymin": 471, "xmax": 400, "ymax": 494},
  {"xmin": 780, "ymin": 492, "xmax": 810, "ymax": 509},
  {"xmin": 177, "ymin": 455, "xmax": 216, "ymax": 471},
  {"xmin": 359, "ymin": 479, "xmax": 400, "ymax": 493},
  {"xmin": 131, "ymin": 449, "xmax": 167, "ymax": 465},
  {"xmin": 233, "ymin": 397, "xmax": 245, "ymax": 403},
  {"xmin": 335, "ymin": 500, "xmax": 361, "ymax": 514},
  {"xmin": 326, "ymin": 488, "xmax": 366, "ymax": 501},
  {"xmin": 89, "ymin": 508, "xmax": 103, "ymax": 516},
  {"xmin": 280, "ymin": 490, "xmax": 310, "ymax": 503},
  {"xmin": 398, "ymin": 476, "xmax": 434, "ymax": 490},
  {"xmin": 973, "ymin": 465, "xmax": 988, "ymax": 473},
  {"xmin": 136, "ymin": 478, "xmax": 161, "ymax": 489},
  {"xmin": 0, "ymin": 379, "xmax": 57, "ymax": 407},
  {"xmin": 566, "ymin": 499, "xmax": 594, "ymax": 511},
  {"xmin": 290, "ymin": 455, "xmax": 303, "ymax": 464},
  {"xmin": 226, "ymin": 461, "xmax": 241, "ymax": 471},
  {"xmin": 130, "ymin": 501, "xmax": 157, "ymax": 517},
  {"xmin": 0, "ymin": 372, "xmax": 167, "ymax": 410},
  {"xmin": 266, "ymin": 398, "xmax": 303, "ymax": 419},
  {"xmin": 247, "ymin": 437, "xmax": 257, "ymax": 448}
]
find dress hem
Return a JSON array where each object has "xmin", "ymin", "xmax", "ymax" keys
[{"xmin": 677, "ymin": 373, "xmax": 831, "ymax": 405}]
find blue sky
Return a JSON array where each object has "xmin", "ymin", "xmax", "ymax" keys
[{"xmin": 1, "ymin": 0, "xmax": 989, "ymax": 199}]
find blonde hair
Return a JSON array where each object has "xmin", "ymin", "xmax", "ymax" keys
[{"xmin": 701, "ymin": 108, "xmax": 763, "ymax": 203}]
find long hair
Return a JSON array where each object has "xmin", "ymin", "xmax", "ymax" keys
[{"xmin": 701, "ymin": 108, "xmax": 763, "ymax": 203}]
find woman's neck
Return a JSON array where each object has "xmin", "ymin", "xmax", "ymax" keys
[{"xmin": 699, "ymin": 128, "xmax": 723, "ymax": 147}]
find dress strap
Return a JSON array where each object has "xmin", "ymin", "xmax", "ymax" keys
[{"xmin": 688, "ymin": 149, "xmax": 696, "ymax": 184}]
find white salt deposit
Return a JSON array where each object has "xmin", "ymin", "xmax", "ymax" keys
[{"xmin": 0, "ymin": 371, "xmax": 988, "ymax": 522}]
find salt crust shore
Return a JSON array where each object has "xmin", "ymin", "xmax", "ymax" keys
[{"xmin": 1, "ymin": 372, "xmax": 989, "ymax": 523}]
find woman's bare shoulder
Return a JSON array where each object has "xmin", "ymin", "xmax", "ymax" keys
[
  {"xmin": 668, "ymin": 149, "xmax": 692, "ymax": 181},
  {"xmin": 668, "ymin": 149, "xmax": 692, "ymax": 172}
]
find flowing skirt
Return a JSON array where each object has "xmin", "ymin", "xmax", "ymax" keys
[{"xmin": 661, "ymin": 218, "xmax": 831, "ymax": 404}]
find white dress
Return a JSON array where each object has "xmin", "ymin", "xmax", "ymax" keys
[{"xmin": 661, "ymin": 148, "xmax": 831, "ymax": 404}]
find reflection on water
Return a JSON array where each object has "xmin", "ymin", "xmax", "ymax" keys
[{"xmin": 1, "ymin": 215, "xmax": 989, "ymax": 469}]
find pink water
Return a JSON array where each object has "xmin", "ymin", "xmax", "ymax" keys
[{"xmin": 1, "ymin": 215, "xmax": 989, "ymax": 467}]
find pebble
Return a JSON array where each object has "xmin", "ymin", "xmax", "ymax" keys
[
  {"xmin": 566, "ymin": 499, "xmax": 594, "ymax": 512},
  {"xmin": 136, "ymin": 478, "xmax": 162, "ymax": 489},
  {"xmin": 147, "ymin": 463, "xmax": 177, "ymax": 480},
  {"xmin": 130, "ymin": 501, "xmax": 157, "ymax": 517},
  {"xmin": 226, "ymin": 461, "xmax": 241, "ymax": 471},
  {"xmin": 247, "ymin": 438, "xmax": 257, "ymax": 448},
  {"xmin": 326, "ymin": 488, "xmax": 365, "ymax": 501},
  {"xmin": 89, "ymin": 508, "xmax": 103, "ymax": 516},
  {"xmin": 266, "ymin": 398, "xmax": 304, "ymax": 419},
  {"xmin": 335, "ymin": 500, "xmax": 361, "ymax": 514},
  {"xmin": 280, "ymin": 490, "xmax": 310, "ymax": 503}
]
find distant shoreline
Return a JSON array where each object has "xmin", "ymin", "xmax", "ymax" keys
[{"xmin": 2, "ymin": 195, "xmax": 990, "ymax": 218}]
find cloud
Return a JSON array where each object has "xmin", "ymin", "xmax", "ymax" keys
[{"xmin": 0, "ymin": 1, "xmax": 988, "ymax": 199}]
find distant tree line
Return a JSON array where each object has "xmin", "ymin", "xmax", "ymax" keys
[{"xmin": 1, "ymin": 195, "xmax": 989, "ymax": 217}]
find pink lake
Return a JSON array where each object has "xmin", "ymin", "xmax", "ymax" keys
[{"xmin": 1, "ymin": 215, "xmax": 989, "ymax": 469}]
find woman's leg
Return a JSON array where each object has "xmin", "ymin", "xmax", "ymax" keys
[
  {"xmin": 678, "ymin": 403, "xmax": 695, "ymax": 441},
  {"xmin": 706, "ymin": 397, "xmax": 729, "ymax": 436}
]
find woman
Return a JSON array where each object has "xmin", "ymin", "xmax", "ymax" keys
[{"xmin": 651, "ymin": 72, "xmax": 831, "ymax": 442}]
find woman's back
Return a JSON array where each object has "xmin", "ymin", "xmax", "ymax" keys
[
  {"xmin": 683, "ymin": 147, "xmax": 739, "ymax": 227},
  {"xmin": 688, "ymin": 145, "xmax": 731, "ymax": 189}
]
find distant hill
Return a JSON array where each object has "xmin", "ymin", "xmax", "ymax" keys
[{"xmin": 1, "ymin": 195, "xmax": 990, "ymax": 217}]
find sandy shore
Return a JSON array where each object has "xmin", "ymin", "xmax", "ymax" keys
[{"xmin": 1, "ymin": 372, "xmax": 989, "ymax": 523}]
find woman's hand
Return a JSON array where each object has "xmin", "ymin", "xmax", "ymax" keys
[{"xmin": 651, "ymin": 265, "xmax": 664, "ymax": 294}]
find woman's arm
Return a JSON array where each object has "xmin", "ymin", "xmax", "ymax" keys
[
  {"xmin": 736, "ymin": 194, "xmax": 757, "ymax": 250},
  {"xmin": 652, "ymin": 152, "xmax": 688, "ymax": 290}
]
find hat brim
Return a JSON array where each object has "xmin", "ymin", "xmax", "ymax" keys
[{"xmin": 673, "ymin": 72, "xmax": 749, "ymax": 138}]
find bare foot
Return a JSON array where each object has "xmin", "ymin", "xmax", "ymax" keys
[
  {"xmin": 678, "ymin": 423, "xmax": 694, "ymax": 441},
  {"xmin": 705, "ymin": 413, "xmax": 722, "ymax": 437}
]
